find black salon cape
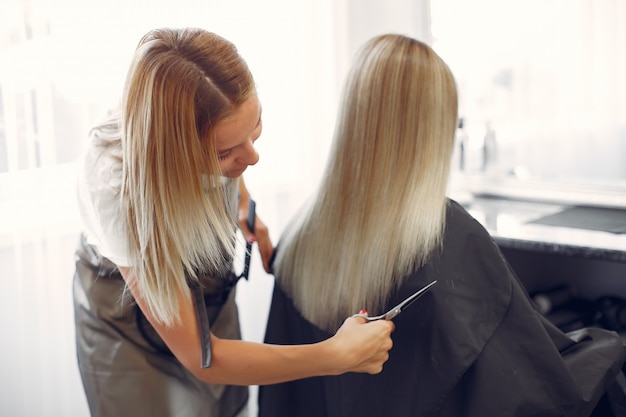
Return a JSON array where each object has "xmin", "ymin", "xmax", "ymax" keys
[{"xmin": 258, "ymin": 200, "xmax": 624, "ymax": 417}]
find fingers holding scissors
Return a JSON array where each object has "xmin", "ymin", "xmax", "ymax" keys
[{"xmin": 351, "ymin": 309, "xmax": 369, "ymax": 321}]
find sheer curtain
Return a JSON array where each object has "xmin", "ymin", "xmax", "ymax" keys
[
  {"xmin": 0, "ymin": 0, "xmax": 429, "ymax": 415},
  {"xmin": 1, "ymin": 1, "xmax": 337, "ymax": 415}
]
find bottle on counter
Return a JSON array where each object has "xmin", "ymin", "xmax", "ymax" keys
[
  {"xmin": 481, "ymin": 120, "xmax": 497, "ymax": 172},
  {"xmin": 455, "ymin": 117, "xmax": 468, "ymax": 172},
  {"xmin": 447, "ymin": 117, "xmax": 473, "ymax": 205}
]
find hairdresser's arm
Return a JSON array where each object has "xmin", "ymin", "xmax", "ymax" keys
[
  {"xmin": 238, "ymin": 177, "xmax": 273, "ymax": 272},
  {"xmin": 119, "ymin": 266, "xmax": 394, "ymax": 386}
]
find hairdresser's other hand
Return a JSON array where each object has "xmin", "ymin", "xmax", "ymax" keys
[
  {"xmin": 238, "ymin": 177, "xmax": 274, "ymax": 273},
  {"xmin": 330, "ymin": 315, "xmax": 394, "ymax": 375},
  {"xmin": 238, "ymin": 209, "xmax": 273, "ymax": 273}
]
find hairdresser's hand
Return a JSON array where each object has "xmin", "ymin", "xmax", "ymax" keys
[
  {"xmin": 238, "ymin": 177, "xmax": 274, "ymax": 273},
  {"xmin": 238, "ymin": 208, "xmax": 274, "ymax": 273},
  {"xmin": 329, "ymin": 315, "xmax": 395, "ymax": 375}
]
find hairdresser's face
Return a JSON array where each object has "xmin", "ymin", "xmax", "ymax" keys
[{"xmin": 214, "ymin": 95, "xmax": 262, "ymax": 178}]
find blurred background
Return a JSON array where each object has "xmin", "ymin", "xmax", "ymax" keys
[{"xmin": 0, "ymin": 0, "xmax": 624, "ymax": 415}]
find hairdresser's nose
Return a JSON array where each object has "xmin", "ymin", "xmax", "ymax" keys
[{"xmin": 239, "ymin": 139, "xmax": 259, "ymax": 166}]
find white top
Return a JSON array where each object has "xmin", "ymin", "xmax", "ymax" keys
[
  {"xmin": 76, "ymin": 136, "xmax": 238, "ymax": 268},
  {"xmin": 76, "ymin": 140, "xmax": 131, "ymax": 266}
]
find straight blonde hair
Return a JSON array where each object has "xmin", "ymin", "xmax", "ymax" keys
[
  {"xmin": 120, "ymin": 28, "xmax": 255, "ymax": 326},
  {"xmin": 273, "ymin": 34, "xmax": 459, "ymax": 331}
]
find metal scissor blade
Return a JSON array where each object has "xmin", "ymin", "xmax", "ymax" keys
[{"xmin": 382, "ymin": 280, "xmax": 437, "ymax": 320}]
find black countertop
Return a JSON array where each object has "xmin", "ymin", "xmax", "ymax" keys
[{"xmin": 460, "ymin": 196, "xmax": 626, "ymax": 264}]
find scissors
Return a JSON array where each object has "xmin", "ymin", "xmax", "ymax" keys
[{"xmin": 354, "ymin": 280, "xmax": 437, "ymax": 321}]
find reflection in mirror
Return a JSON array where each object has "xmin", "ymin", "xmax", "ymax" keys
[{"xmin": 432, "ymin": 0, "xmax": 626, "ymax": 207}]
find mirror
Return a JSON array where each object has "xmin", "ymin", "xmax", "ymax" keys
[{"xmin": 431, "ymin": 0, "xmax": 626, "ymax": 208}]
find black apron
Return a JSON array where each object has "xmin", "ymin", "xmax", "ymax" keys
[{"xmin": 73, "ymin": 234, "xmax": 248, "ymax": 417}]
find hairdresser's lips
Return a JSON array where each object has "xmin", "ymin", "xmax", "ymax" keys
[{"xmin": 225, "ymin": 166, "xmax": 248, "ymax": 178}]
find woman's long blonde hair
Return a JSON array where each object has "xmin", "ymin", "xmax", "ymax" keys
[
  {"xmin": 273, "ymin": 34, "xmax": 458, "ymax": 331},
  {"xmin": 120, "ymin": 28, "xmax": 255, "ymax": 326}
]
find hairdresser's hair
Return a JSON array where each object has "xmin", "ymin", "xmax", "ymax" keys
[
  {"xmin": 273, "ymin": 34, "xmax": 458, "ymax": 331},
  {"xmin": 120, "ymin": 28, "xmax": 255, "ymax": 326}
]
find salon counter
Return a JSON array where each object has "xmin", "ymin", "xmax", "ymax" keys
[
  {"xmin": 459, "ymin": 195, "xmax": 626, "ymax": 300},
  {"xmin": 463, "ymin": 196, "xmax": 626, "ymax": 263}
]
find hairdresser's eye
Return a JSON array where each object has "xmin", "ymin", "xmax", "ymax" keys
[{"xmin": 218, "ymin": 150, "xmax": 232, "ymax": 160}]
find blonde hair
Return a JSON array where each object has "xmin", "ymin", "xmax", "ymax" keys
[
  {"xmin": 273, "ymin": 34, "xmax": 458, "ymax": 331},
  {"xmin": 120, "ymin": 28, "xmax": 255, "ymax": 326}
]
